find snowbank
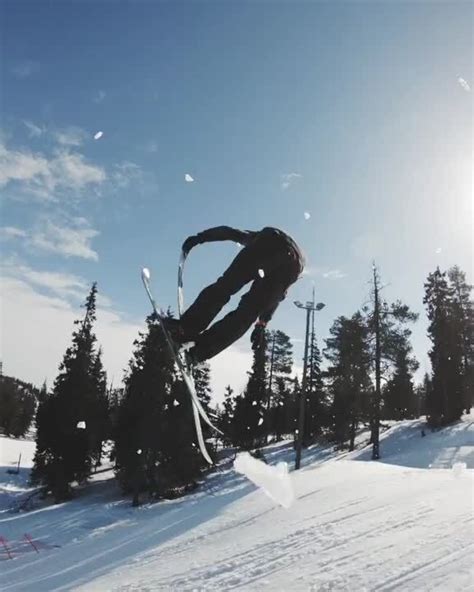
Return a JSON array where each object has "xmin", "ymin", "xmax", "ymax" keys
[{"xmin": 0, "ymin": 415, "xmax": 472, "ymax": 591}]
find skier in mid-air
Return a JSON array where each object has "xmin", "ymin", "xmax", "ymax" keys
[{"xmin": 164, "ymin": 226, "xmax": 305, "ymax": 363}]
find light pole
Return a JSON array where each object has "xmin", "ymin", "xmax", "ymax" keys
[{"xmin": 294, "ymin": 291, "xmax": 325, "ymax": 470}]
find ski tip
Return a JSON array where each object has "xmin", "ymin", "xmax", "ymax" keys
[{"xmin": 142, "ymin": 267, "xmax": 151, "ymax": 281}]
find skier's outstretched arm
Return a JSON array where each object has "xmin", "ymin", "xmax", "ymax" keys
[{"xmin": 182, "ymin": 226, "xmax": 255, "ymax": 255}]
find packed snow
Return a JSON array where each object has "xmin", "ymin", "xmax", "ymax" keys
[{"xmin": 1, "ymin": 414, "xmax": 473, "ymax": 591}]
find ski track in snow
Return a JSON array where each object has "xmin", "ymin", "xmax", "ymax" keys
[{"xmin": 0, "ymin": 416, "xmax": 473, "ymax": 592}]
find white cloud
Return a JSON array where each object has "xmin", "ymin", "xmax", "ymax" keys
[
  {"xmin": 23, "ymin": 122, "xmax": 89, "ymax": 146},
  {"xmin": 30, "ymin": 217, "xmax": 99, "ymax": 261},
  {"xmin": 185, "ymin": 173, "xmax": 194, "ymax": 183},
  {"xmin": 302, "ymin": 265, "xmax": 347, "ymax": 280},
  {"xmin": 11, "ymin": 60, "xmax": 40, "ymax": 79},
  {"xmin": 281, "ymin": 172, "xmax": 302, "ymax": 191},
  {"xmin": 1, "ymin": 260, "xmax": 88, "ymax": 300},
  {"xmin": 54, "ymin": 126, "xmax": 88, "ymax": 147},
  {"xmin": 1, "ymin": 272, "xmax": 141, "ymax": 388},
  {"xmin": 0, "ymin": 143, "xmax": 50, "ymax": 187},
  {"xmin": 56, "ymin": 152, "xmax": 105, "ymax": 188},
  {"xmin": 457, "ymin": 77, "xmax": 471, "ymax": 92},
  {"xmin": 23, "ymin": 120, "xmax": 46, "ymax": 138},
  {"xmin": 0, "ymin": 226, "xmax": 27, "ymax": 240},
  {"xmin": 93, "ymin": 90, "xmax": 106, "ymax": 103},
  {"xmin": 112, "ymin": 161, "xmax": 143, "ymax": 188},
  {"xmin": 322, "ymin": 269, "xmax": 347, "ymax": 280},
  {"xmin": 0, "ymin": 216, "xmax": 99, "ymax": 261},
  {"xmin": 0, "ymin": 142, "xmax": 106, "ymax": 200}
]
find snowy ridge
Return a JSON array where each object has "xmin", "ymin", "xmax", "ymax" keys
[{"xmin": 1, "ymin": 414, "xmax": 473, "ymax": 591}]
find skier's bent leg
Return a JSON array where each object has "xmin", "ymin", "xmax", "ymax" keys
[
  {"xmin": 190, "ymin": 280, "xmax": 283, "ymax": 362},
  {"xmin": 180, "ymin": 279, "xmax": 233, "ymax": 337},
  {"xmin": 180, "ymin": 246, "xmax": 259, "ymax": 336},
  {"xmin": 190, "ymin": 307, "xmax": 257, "ymax": 362}
]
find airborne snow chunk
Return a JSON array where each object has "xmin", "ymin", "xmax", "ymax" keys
[
  {"xmin": 234, "ymin": 452, "xmax": 295, "ymax": 509},
  {"xmin": 76, "ymin": 421, "xmax": 86, "ymax": 429},
  {"xmin": 304, "ymin": 212, "xmax": 311, "ymax": 220},
  {"xmin": 94, "ymin": 131, "xmax": 103, "ymax": 140},
  {"xmin": 258, "ymin": 269, "xmax": 265, "ymax": 278},
  {"xmin": 457, "ymin": 77, "xmax": 471, "ymax": 92},
  {"xmin": 184, "ymin": 173, "xmax": 194, "ymax": 183}
]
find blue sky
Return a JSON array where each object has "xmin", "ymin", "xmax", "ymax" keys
[{"xmin": 1, "ymin": 1, "xmax": 472, "ymax": 399}]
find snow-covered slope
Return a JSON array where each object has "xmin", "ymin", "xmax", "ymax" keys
[
  {"xmin": 1, "ymin": 416, "xmax": 473, "ymax": 591},
  {"xmin": 0, "ymin": 435, "xmax": 36, "ymax": 512}
]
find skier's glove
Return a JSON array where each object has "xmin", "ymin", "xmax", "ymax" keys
[
  {"xmin": 250, "ymin": 321, "xmax": 266, "ymax": 351},
  {"xmin": 182, "ymin": 235, "xmax": 199, "ymax": 257}
]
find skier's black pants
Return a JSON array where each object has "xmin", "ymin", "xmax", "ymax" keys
[{"xmin": 181, "ymin": 229, "xmax": 302, "ymax": 362}]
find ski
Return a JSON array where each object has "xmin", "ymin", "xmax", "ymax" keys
[
  {"xmin": 141, "ymin": 267, "xmax": 221, "ymax": 465},
  {"xmin": 177, "ymin": 250, "xmax": 186, "ymax": 318}
]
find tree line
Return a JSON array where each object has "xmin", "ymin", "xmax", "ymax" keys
[{"xmin": 1, "ymin": 264, "xmax": 470, "ymax": 504}]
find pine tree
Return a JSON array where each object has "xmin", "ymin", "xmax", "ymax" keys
[
  {"xmin": 364, "ymin": 265, "xmax": 418, "ymax": 458},
  {"xmin": 447, "ymin": 266, "xmax": 473, "ymax": 413},
  {"xmin": 324, "ymin": 313, "xmax": 372, "ymax": 450},
  {"xmin": 287, "ymin": 376, "xmax": 300, "ymax": 442},
  {"xmin": 192, "ymin": 362, "xmax": 212, "ymax": 413},
  {"xmin": 265, "ymin": 330, "xmax": 293, "ymax": 441},
  {"xmin": 31, "ymin": 283, "xmax": 108, "ymax": 501},
  {"xmin": 114, "ymin": 313, "xmax": 205, "ymax": 505},
  {"xmin": 191, "ymin": 361, "xmax": 217, "ymax": 455},
  {"xmin": 382, "ymin": 342, "xmax": 418, "ymax": 420},
  {"xmin": 424, "ymin": 268, "xmax": 464, "ymax": 426},
  {"xmin": 89, "ymin": 348, "xmax": 109, "ymax": 467},
  {"xmin": 233, "ymin": 338, "xmax": 268, "ymax": 450},
  {"xmin": 219, "ymin": 385, "xmax": 236, "ymax": 446},
  {"xmin": 304, "ymin": 321, "xmax": 326, "ymax": 444},
  {"xmin": 0, "ymin": 376, "xmax": 38, "ymax": 438},
  {"xmin": 414, "ymin": 373, "xmax": 431, "ymax": 418}
]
